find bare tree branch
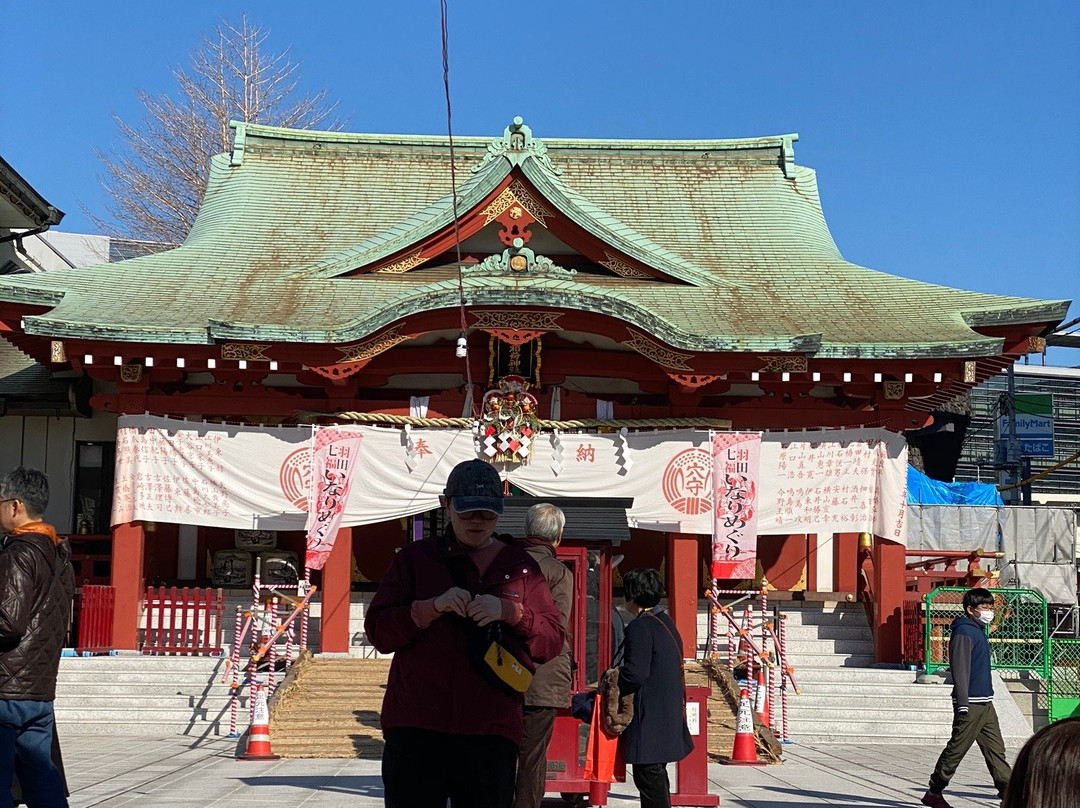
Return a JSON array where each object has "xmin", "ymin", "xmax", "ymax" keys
[{"xmin": 88, "ymin": 14, "xmax": 345, "ymax": 244}]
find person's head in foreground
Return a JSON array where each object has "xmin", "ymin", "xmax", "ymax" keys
[
  {"xmin": 1000, "ymin": 717, "xmax": 1080, "ymax": 808},
  {"xmin": 440, "ymin": 459, "xmax": 504, "ymax": 550}
]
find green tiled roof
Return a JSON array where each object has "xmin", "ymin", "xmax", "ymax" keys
[{"xmin": 0, "ymin": 121, "xmax": 1068, "ymax": 359}]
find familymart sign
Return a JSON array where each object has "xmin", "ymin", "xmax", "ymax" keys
[{"xmin": 999, "ymin": 394, "xmax": 1054, "ymax": 458}]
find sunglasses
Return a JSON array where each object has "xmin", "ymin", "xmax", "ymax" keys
[{"xmin": 452, "ymin": 509, "xmax": 499, "ymax": 521}]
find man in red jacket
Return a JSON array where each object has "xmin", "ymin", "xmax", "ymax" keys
[{"xmin": 365, "ymin": 459, "xmax": 564, "ymax": 808}]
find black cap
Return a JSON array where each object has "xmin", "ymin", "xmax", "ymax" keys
[{"xmin": 444, "ymin": 459, "xmax": 504, "ymax": 514}]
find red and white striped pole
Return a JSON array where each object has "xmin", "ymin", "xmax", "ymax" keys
[
  {"xmin": 267, "ymin": 597, "xmax": 279, "ymax": 695},
  {"xmin": 779, "ymin": 614, "xmax": 790, "ymax": 743},
  {"xmin": 228, "ymin": 605, "xmax": 243, "ymax": 737},
  {"xmin": 727, "ymin": 605, "xmax": 736, "ymax": 672},
  {"xmin": 299, "ymin": 567, "xmax": 311, "ymax": 651},
  {"xmin": 252, "ymin": 557, "xmax": 262, "ymax": 611}
]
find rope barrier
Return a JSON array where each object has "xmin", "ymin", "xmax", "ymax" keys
[{"xmin": 295, "ymin": 411, "xmax": 735, "ymax": 429}]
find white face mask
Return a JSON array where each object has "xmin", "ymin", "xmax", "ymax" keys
[{"xmin": 977, "ymin": 609, "xmax": 995, "ymax": 625}]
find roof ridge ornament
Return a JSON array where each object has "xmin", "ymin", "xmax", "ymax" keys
[
  {"xmin": 463, "ymin": 239, "xmax": 577, "ymax": 279},
  {"xmin": 780, "ymin": 135, "xmax": 796, "ymax": 179},
  {"xmin": 473, "ymin": 116, "xmax": 562, "ymax": 175}
]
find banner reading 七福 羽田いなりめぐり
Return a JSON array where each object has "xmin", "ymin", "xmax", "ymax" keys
[
  {"xmin": 305, "ymin": 427, "xmax": 363, "ymax": 570},
  {"xmin": 711, "ymin": 432, "xmax": 762, "ymax": 580}
]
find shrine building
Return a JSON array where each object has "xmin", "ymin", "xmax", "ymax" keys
[{"xmin": 0, "ymin": 119, "xmax": 1069, "ymax": 661}]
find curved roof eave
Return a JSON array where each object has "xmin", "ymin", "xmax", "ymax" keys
[
  {"xmin": 961, "ymin": 300, "xmax": 1072, "ymax": 330},
  {"xmin": 206, "ymin": 278, "xmax": 818, "ymax": 352}
]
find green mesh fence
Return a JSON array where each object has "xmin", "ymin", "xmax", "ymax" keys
[
  {"xmin": 924, "ymin": 587, "xmax": 1048, "ymax": 678},
  {"xmin": 1049, "ymin": 639, "xmax": 1080, "ymax": 722}
]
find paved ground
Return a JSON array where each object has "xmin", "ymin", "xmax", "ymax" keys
[{"xmin": 63, "ymin": 736, "xmax": 1010, "ymax": 807}]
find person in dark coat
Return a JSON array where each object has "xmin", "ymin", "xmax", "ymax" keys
[
  {"xmin": 514, "ymin": 503, "xmax": 573, "ymax": 808},
  {"xmin": 617, "ymin": 568, "xmax": 693, "ymax": 808},
  {"xmin": 0, "ymin": 467, "xmax": 75, "ymax": 808},
  {"xmin": 365, "ymin": 460, "xmax": 564, "ymax": 808}
]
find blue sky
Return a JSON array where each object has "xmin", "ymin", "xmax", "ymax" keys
[{"xmin": 4, "ymin": 2, "xmax": 1078, "ymax": 356}]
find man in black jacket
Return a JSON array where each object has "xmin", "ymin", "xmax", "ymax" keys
[{"xmin": 0, "ymin": 468, "xmax": 74, "ymax": 807}]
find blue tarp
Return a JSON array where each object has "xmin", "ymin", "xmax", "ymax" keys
[{"xmin": 907, "ymin": 466, "xmax": 1003, "ymax": 506}]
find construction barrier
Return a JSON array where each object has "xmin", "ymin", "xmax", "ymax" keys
[
  {"xmin": 705, "ymin": 582, "xmax": 796, "ymax": 743},
  {"xmin": 142, "ymin": 586, "xmax": 224, "ymax": 655},
  {"xmin": 923, "ymin": 587, "xmax": 1049, "ymax": 678},
  {"xmin": 1049, "ymin": 638, "xmax": 1080, "ymax": 722},
  {"xmin": 76, "ymin": 585, "xmax": 115, "ymax": 655},
  {"xmin": 224, "ymin": 582, "xmax": 316, "ymax": 738}
]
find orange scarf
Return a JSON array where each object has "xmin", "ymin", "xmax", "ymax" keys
[{"xmin": 11, "ymin": 521, "xmax": 60, "ymax": 545}]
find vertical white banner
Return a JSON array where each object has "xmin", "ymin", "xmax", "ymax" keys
[{"xmin": 711, "ymin": 432, "xmax": 762, "ymax": 579}]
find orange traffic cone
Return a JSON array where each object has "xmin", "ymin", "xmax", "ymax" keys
[
  {"xmin": 755, "ymin": 665, "xmax": 770, "ymax": 728},
  {"xmin": 238, "ymin": 684, "xmax": 279, "ymax": 761},
  {"xmin": 720, "ymin": 687, "xmax": 765, "ymax": 766}
]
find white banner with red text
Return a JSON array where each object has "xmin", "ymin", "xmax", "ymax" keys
[
  {"xmin": 111, "ymin": 415, "xmax": 906, "ymax": 542},
  {"xmin": 711, "ymin": 432, "xmax": 762, "ymax": 579},
  {"xmin": 304, "ymin": 428, "xmax": 363, "ymax": 570}
]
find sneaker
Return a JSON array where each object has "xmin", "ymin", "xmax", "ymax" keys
[{"xmin": 920, "ymin": 792, "xmax": 952, "ymax": 808}]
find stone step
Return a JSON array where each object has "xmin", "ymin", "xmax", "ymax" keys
[
  {"xmin": 784, "ymin": 638, "xmax": 875, "ymax": 654},
  {"xmin": 792, "ymin": 689, "xmax": 951, "ymax": 704},
  {"xmin": 58, "ymin": 672, "xmax": 229, "ymax": 684},
  {"xmin": 59, "ymin": 657, "xmax": 227, "ymax": 670},
  {"xmin": 790, "ymin": 703, "xmax": 955, "ymax": 719},
  {"xmin": 54, "ymin": 719, "xmax": 228, "ymax": 737},
  {"xmin": 56, "ymin": 693, "xmax": 237, "ymax": 707},
  {"xmin": 794, "ymin": 683, "xmax": 950, "ymax": 696},
  {"xmin": 56, "ymin": 682, "xmax": 236, "ymax": 696},
  {"xmin": 781, "ymin": 653, "xmax": 876, "ymax": 668},
  {"xmin": 775, "ymin": 610, "xmax": 867, "ymax": 627},
  {"xmin": 792, "ymin": 668, "xmax": 924, "ymax": 683},
  {"xmin": 787, "ymin": 719, "xmax": 1030, "ymax": 744},
  {"xmin": 55, "ymin": 706, "xmax": 225, "ymax": 722},
  {"xmin": 777, "ymin": 625, "xmax": 873, "ymax": 641}
]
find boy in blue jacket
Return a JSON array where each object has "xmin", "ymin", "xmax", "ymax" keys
[{"xmin": 922, "ymin": 588, "xmax": 1011, "ymax": 808}]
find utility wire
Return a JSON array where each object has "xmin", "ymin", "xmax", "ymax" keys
[{"xmin": 440, "ymin": 0, "xmax": 477, "ymax": 415}]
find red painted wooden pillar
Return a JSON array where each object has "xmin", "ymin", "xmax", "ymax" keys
[
  {"xmin": 111, "ymin": 521, "xmax": 145, "ymax": 650},
  {"xmin": 872, "ymin": 535, "xmax": 905, "ymax": 664},
  {"xmin": 321, "ymin": 527, "xmax": 354, "ymax": 653},
  {"xmin": 834, "ymin": 532, "xmax": 859, "ymax": 593},
  {"xmin": 666, "ymin": 532, "xmax": 699, "ymax": 659}
]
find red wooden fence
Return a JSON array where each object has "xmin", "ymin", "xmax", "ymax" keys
[
  {"xmin": 142, "ymin": 586, "xmax": 225, "ymax": 655},
  {"xmin": 76, "ymin": 585, "xmax": 115, "ymax": 655}
]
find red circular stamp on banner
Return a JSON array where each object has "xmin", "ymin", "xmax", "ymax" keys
[
  {"xmin": 661, "ymin": 448, "xmax": 713, "ymax": 515},
  {"xmin": 279, "ymin": 447, "xmax": 312, "ymax": 511}
]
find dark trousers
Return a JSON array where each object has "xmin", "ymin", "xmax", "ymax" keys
[
  {"xmin": 513, "ymin": 706, "xmax": 557, "ymax": 808},
  {"xmin": 0, "ymin": 699, "xmax": 67, "ymax": 808},
  {"xmin": 382, "ymin": 727, "xmax": 518, "ymax": 808},
  {"xmin": 928, "ymin": 703, "xmax": 1012, "ymax": 798},
  {"xmin": 632, "ymin": 763, "xmax": 671, "ymax": 808}
]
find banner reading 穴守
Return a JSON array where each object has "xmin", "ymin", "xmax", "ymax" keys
[
  {"xmin": 711, "ymin": 432, "xmax": 762, "ymax": 579},
  {"xmin": 305, "ymin": 428, "xmax": 363, "ymax": 570}
]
